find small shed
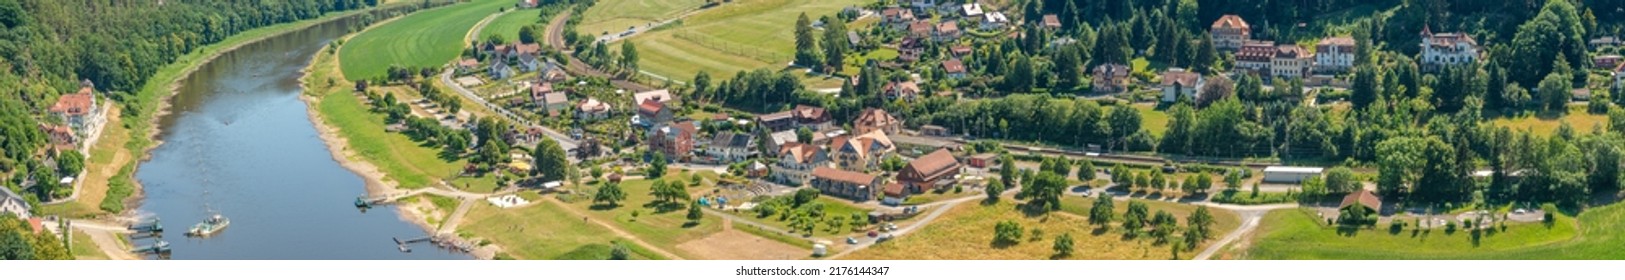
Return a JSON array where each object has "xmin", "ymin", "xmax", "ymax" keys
[
  {"xmin": 966, "ymin": 153, "xmax": 998, "ymax": 168},
  {"xmin": 1339, "ymin": 190, "xmax": 1381, "ymax": 212},
  {"xmin": 1262, "ymin": 166, "xmax": 1324, "ymax": 183}
]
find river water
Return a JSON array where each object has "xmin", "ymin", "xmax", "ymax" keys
[{"xmin": 133, "ymin": 15, "xmax": 470, "ymax": 260}]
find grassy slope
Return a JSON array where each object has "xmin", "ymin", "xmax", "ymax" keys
[
  {"xmin": 1243, "ymin": 206, "xmax": 1619, "ymax": 259},
  {"xmin": 478, "ymin": 9, "xmax": 544, "ymax": 42},
  {"xmin": 843, "ymin": 198, "xmax": 1239, "ymax": 260},
  {"xmin": 576, "ymin": 0, "xmax": 707, "ymax": 37},
  {"xmin": 460, "ymin": 202, "xmax": 658, "ymax": 259},
  {"xmin": 625, "ymin": 0, "xmax": 868, "ymax": 81},
  {"xmin": 339, "ymin": 0, "xmax": 510, "ymax": 80},
  {"xmin": 560, "ymin": 173, "xmax": 726, "ymax": 259},
  {"xmin": 1491, "ymin": 105, "xmax": 1607, "ymax": 137},
  {"xmin": 1130, "ymin": 103, "xmax": 1170, "ymax": 137},
  {"xmin": 309, "ymin": 49, "xmax": 467, "ymax": 189}
]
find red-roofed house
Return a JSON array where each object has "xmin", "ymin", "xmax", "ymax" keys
[
  {"xmin": 853, "ymin": 108, "xmax": 902, "ymax": 135},
  {"xmin": 1041, "ymin": 14, "xmax": 1062, "ymax": 29},
  {"xmin": 909, "ymin": 20, "xmax": 934, "ymax": 39},
  {"xmin": 650, "ymin": 122, "xmax": 697, "ymax": 161},
  {"xmin": 896, "ymin": 148, "xmax": 962, "ymax": 194},
  {"xmin": 811, "ymin": 167, "xmax": 882, "ymax": 202},
  {"xmin": 49, "ymin": 87, "xmax": 102, "ymax": 138},
  {"xmin": 934, "ymin": 21, "xmax": 961, "ymax": 42},
  {"xmin": 830, "ymin": 130, "xmax": 895, "ymax": 171},
  {"xmin": 942, "ymin": 59, "xmax": 967, "ymax": 79},
  {"xmin": 882, "ymin": 81, "xmax": 921, "ymax": 101},
  {"xmin": 882, "ymin": 183, "xmax": 909, "ymax": 205},
  {"xmin": 39, "ymin": 124, "xmax": 78, "ymax": 151},
  {"xmin": 636, "ymin": 99, "xmax": 673, "ymax": 126},
  {"xmin": 774, "ymin": 143, "xmax": 831, "ymax": 186},
  {"xmin": 1210, "ymin": 14, "xmax": 1252, "ymax": 51},
  {"xmin": 1418, "ymin": 26, "xmax": 1481, "ymax": 72}
]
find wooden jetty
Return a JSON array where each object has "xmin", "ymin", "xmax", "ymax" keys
[{"xmin": 130, "ymin": 240, "xmax": 171, "ymax": 254}]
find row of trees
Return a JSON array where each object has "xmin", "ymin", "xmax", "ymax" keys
[{"xmin": 1085, "ymin": 195, "xmax": 1216, "ymax": 251}]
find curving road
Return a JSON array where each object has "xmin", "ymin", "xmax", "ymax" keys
[
  {"xmin": 1188, "ymin": 202, "xmax": 1298, "ymax": 260},
  {"xmin": 542, "ymin": 10, "xmax": 655, "ymax": 92}
]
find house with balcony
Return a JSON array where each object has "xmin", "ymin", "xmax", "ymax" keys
[
  {"xmin": 830, "ymin": 130, "xmax": 895, "ymax": 172},
  {"xmin": 1315, "ymin": 36, "xmax": 1357, "ymax": 74},
  {"xmin": 774, "ymin": 143, "xmax": 830, "ymax": 186},
  {"xmin": 1210, "ymin": 14, "xmax": 1252, "ymax": 51},
  {"xmin": 811, "ymin": 167, "xmax": 882, "ymax": 202},
  {"xmin": 1418, "ymin": 26, "xmax": 1480, "ymax": 72}
]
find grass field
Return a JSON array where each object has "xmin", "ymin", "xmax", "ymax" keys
[
  {"xmin": 841, "ymin": 199, "xmax": 1230, "ymax": 260},
  {"xmin": 1241, "ymin": 206, "xmax": 1621, "ymax": 259},
  {"xmin": 577, "ymin": 0, "xmax": 707, "ymax": 37},
  {"xmin": 561, "ymin": 174, "xmax": 726, "ymax": 259},
  {"xmin": 1491, "ymin": 105, "xmax": 1607, "ymax": 137},
  {"xmin": 1129, "ymin": 103, "xmax": 1170, "ymax": 137},
  {"xmin": 737, "ymin": 196, "xmax": 874, "ymax": 240},
  {"xmin": 478, "ymin": 9, "xmax": 544, "ymax": 42},
  {"xmin": 69, "ymin": 230, "xmax": 109, "ymax": 260},
  {"xmin": 340, "ymin": 0, "xmax": 510, "ymax": 80},
  {"xmin": 623, "ymin": 0, "xmax": 868, "ymax": 82},
  {"xmin": 460, "ymin": 202, "xmax": 659, "ymax": 259},
  {"xmin": 309, "ymin": 50, "xmax": 469, "ymax": 189}
]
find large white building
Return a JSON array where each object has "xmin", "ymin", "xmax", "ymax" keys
[
  {"xmin": 1418, "ymin": 27, "xmax": 1480, "ymax": 72},
  {"xmin": 1271, "ymin": 45, "xmax": 1314, "ymax": 80},
  {"xmin": 1315, "ymin": 36, "xmax": 1357, "ymax": 74},
  {"xmin": 1210, "ymin": 15, "xmax": 1252, "ymax": 51},
  {"xmin": 1263, "ymin": 166, "xmax": 1324, "ymax": 184}
]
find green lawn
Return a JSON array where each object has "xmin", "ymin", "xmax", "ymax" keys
[
  {"xmin": 310, "ymin": 51, "xmax": 469, "ymax": 189},
  {"xmin": 1129, "ymin": 103, "xmax": 1169, "ymax": 137},
  {"xmin": 843, "ymin": 199, "xmax": 1227, "ymax": 260},
  {"xmin": 738, "ymin": 196, "xmax": 874, "ymax": 240},
  {"xmin": 1491, "ymin": 105, "xmax": 1607, "ymax": 137},
  {"xmin": 340, "ymin": 0, "xmax": 511, "ymax": 80},
  {"xmin": 562, "ymin": 173, "xmax": 726, "ymax": 259},
  {"xmin": 577, "ymin": 0, "xmax": 707, "ymax": 37},
  {"xmin": 68, "ymin": 230, "xmax": 109, "ymax": 260},
  {"xmin": 1243, "ymin": 206, "xmax": 1616, "ymax": 259},
  {"xmin": 478, "ymin": 9, "xmax": 544, "ymax": 42},
  {"xmin": 460, "ymin": 202, "xmax": 659, "ymax": 259},
  {"xmin": 1056, "ymin": 196, "xmax": 1242, "ymax": 240},
  {"xmin": 623, "ymin": 0, "xmax": 869, "ymax": 82}
]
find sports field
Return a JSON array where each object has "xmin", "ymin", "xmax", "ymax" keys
[
  {"xmin": 1242, "ymin": 205, "xmax": 1625, "ymax": 259},
  {"xmin": 622, "ymin": 0, "xmax": 867, "ymax": 82},
  {"xmin": 339, "ymin": 0, "xmax": 510, "ymax": 80},
  {"xmin": 576, "ymin": 0, "xmax": 707, "ymax": 37}
]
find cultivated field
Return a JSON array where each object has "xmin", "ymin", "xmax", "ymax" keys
[
  {"xmin": 623, "ymin": 0, "xmax": 868, "ymax": 82},
  {"xmin": 842, "ymin": 198, "xmax": 1239, "ymax": 260},
  {"xmin": 478, "ymin": 8, "xmax": 544, "ymax": 42},
  {"xmin": 339, "ymin": 0, "xmax": 510, "ymax": 80},
  {"xmin": 576, "ymin": 0, "xmax": 708, "ymax": 37},
  {"xmin": 1241, "ymin": 206, "xmax": 1617, "ymax": 259}
]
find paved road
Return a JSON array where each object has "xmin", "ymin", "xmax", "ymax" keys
[
  {"xmin": 438, "ymin": 198, "xmax": 475, "ymax": 234},
  {"xmin": 542, "ymin": 10, "xmax": 655, "ymax": 92}
]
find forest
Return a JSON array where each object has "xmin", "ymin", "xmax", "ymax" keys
[{"xmin": 1, "ymin": 0, "xmax": 378, "ymax": 210}]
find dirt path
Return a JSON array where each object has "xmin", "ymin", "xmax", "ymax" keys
[
  {"xmin": 69, "ymin": 221, "xmax": 138, "ymax": 260},
  {"xmin": 542, "ymin": 10, "xmax": 654, "ymax": 92},
  {"xmin": 828, "ymin": 188, "xmax": 1006, "ymax": 259},
  {"xmin": 542, "ymin": 197, "xmax": 684, "ymax": 259},
  {"xmin": 1189, "ymin": 203, "xmax": 1296, "ymax": 260}
]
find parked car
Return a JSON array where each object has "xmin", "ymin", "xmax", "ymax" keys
[
  {"xmin": 867, "ymin": 231, "xmax": 878, "ymax": 238},
  {"xmin": 846, "ymin": 237, "xmax": 858, "ymax": 244}
]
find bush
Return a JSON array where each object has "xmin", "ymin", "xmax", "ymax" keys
[{"xmin": 993, "ymin": 220, "xmax": 1024, "ymax": 245}]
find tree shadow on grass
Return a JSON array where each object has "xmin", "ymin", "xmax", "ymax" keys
[
  {"xmin": 682, "ymin": 221, "xmax": 699, "ymax": 228},
  {"xmin": 1091, "ymin": 227, "xmax": 1109, "ymax": 236},
  {"xmin": 589, "ymin": 203, "xmax": 620, "ymax": 211}
]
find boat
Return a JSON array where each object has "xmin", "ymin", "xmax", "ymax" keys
[{"xmin": 186, "ymin": 214, "xmax": 230, "ymax": 237}]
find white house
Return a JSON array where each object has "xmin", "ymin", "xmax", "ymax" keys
[
  {"xmin": 1263, "ymin": 166, "xmax": 1324, "ymax": 183},
  {"xmin": 705, "ymin": 132, "xmax": 756, "ymax": 162},
  {"xmin": 1271, "ymin": 45, "xmax": 1313, "ymax": 80},
  {"xmin": 1315, "ymin": 36, "xmax": 1356, "ymax": 74},
  {"xmin": 1418, "ymin": 26, "xmax": 1480, "ymax": 72},
  {"xmin": 488, "ymin": 63, "xmax": 516, "ymax": 80},
  {"xmin": 961, "ymin": 3, "xmax": 984, "ymax": 17},
  {"xmin": 980, "ymin": 12, "xmax": 1009, "ymax": 31},
  {"xmin": 1161, "ymin": 69, "xmax": 1204, "ymax": 102},
  {"xmin": 0, "ymin": 187, "xmax": 30, "ymax": 219}
]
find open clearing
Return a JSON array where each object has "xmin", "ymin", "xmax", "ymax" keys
[
  {"xmin": 460, "ymin": 201, "xmax": 659, "ymax": 259},
  {"xmin": 559, "ymin": 173, "xmax": 727, "ymax": 259},
  {"xmin": 677, "ymin": 222, "xmax": 808, "ymax": 260},
  {"xmin": 340, "ymin": 0, "xmax": 509, "ymax": 80},
  {"xmin": 841, "ymin": 198, "xmax": 1239, "ymax": 260},
  {"xmin": 1242, "ymin": 206, "xmax": 1614, "ymax": 259},
  {"xmin": 623, "ymin": 0, "xmax": 868, "ymax": 82},
  {"xmin": 1491, "ymin": 105, "xmax": 1608, "ymax": 137},
  {"xmin": 577, "ymin": 0, "xmax": 707, "ymax": 37}
]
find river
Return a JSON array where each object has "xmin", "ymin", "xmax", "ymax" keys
[{"xmin": 132, "ymin": 15, "xmax": 470, "ymax": 260}]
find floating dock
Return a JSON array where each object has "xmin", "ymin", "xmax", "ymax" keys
[{"xmin": 130, "ymin": 240, "xmax": 171, "ymax": 254}]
